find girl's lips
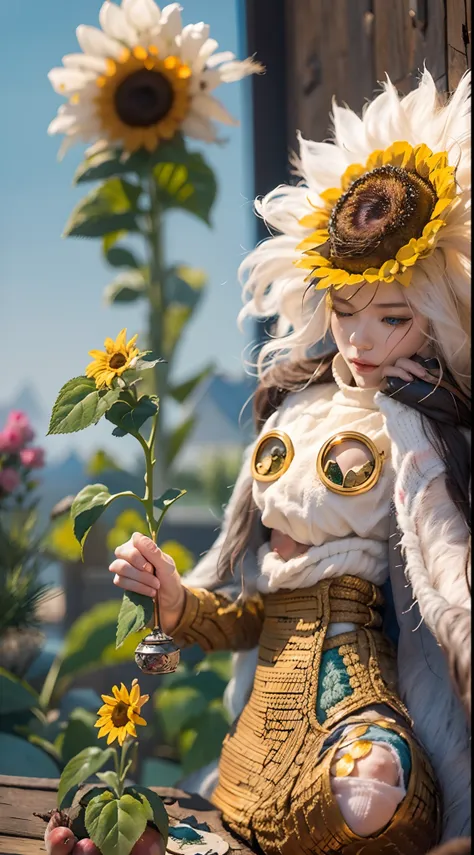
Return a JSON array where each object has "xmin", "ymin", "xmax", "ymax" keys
[{"xmin": 350, "ymin": 359, "xmax": 378, "ymax": 373}]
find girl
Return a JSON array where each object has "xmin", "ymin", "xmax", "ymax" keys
[{"xmin": 108, "ymin": 70, "xmax": 471, "ymax": 853}]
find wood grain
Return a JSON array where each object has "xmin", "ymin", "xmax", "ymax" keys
[
  {"xmin": 446, "ymin": 0, "xmax": 470, "ymax": 89},
  {"xmin": 0, "ymin": 777, "xmax": 251, "ymax": 855}
]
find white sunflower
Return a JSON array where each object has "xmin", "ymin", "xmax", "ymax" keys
[
  {"xmin": 239, "ymin": 69, "xmax": 471, "ymax": 337},
  {"xmin": 48, "ymin": 0, "xmax": 263, "ymax": 157}
]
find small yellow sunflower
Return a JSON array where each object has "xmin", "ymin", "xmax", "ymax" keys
[
  {"xmin": 295, "ymin": 140, "xmax": 457, "ymax": 289},
  {"xmin": 95, "ymin": 679, "xmax": 149, "ymax": 746},
  {"xmin": 86, "ymin": 328, "xmax": 139, "ymax": 389}
]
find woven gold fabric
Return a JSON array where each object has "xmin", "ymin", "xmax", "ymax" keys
[
  {"xmin": 174, "ymin": 577, "xmax": 440, "ymax": 854},
  {"xmin": 172, "ymin": 586, "xmax": 264, "ymax": 652}
]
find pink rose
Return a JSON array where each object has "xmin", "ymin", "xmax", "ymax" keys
[
  {"xmin": 0, "ymin": 425, "xmax": 25, "ymax": 454},
  {"xmin": 0, "ymin": 467, "xmax": 21, "ymax": 493},
  {"xmin": 6, "ymin": 411, "xmax": 35, "ymax": 443},
  {"xmin": 20, "ymin": 447, "xmax": 45, "ymax": 469}
]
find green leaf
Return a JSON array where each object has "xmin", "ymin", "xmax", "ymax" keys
[
  {"xmin": 163, "ymin": 305, "xmax": 191, "ymax": 357},
  {"xmin": 64, "ymin": 178, "xmax": 140, "ymax": 238},
  {"xmin": 104, "ymin": 272, "xmax": 147, "ymax": 304},
  {"xmin": 0, "ymin": 668, "xmax": 38, "ymax": 715},
  {"xmin": 116, "ymin": 591, "xmax": 153, "ymax": 648},
  {"xmin": 153, "ymin": 488, "xmax": 187, "ymax": 511},
  {"xmin": 86, "ymin": 791, "xmax": 147, "ymax": 855},
  {"xmin": 96, "ymin": 770, "xmax": 120, "ymax": 792},
  {"xmin": 105, "ymin": 246, "xmax": 141, "ymax": 269},
  {"xmin": 87, "ymin": 449, "xmax": 121, "ymax": 477},
  {"xmin": 125, "ymin": 786, "xmax": 169, "ymax": 843},
  {"xmin": 48, "ymin": 378, "xmax": 121, "ymax": 435},
  {"xmin": 106, "ymin": 396, "xmax": 158, "ymax": 436},
  {"xmin": 74, "ymin": 138, "xmax": 187, "ymax": 184},
  {"xmin": 71, "ymin": 483, "xmax": 115, "ymax": 547},
  {"xmin": 0, "ymin": 733, "xmax": 60, "ymax": 778},
  {"xmin": 166, "ymin": 416, "xmax": 195, "ymax": 467},
  {"xmin": 153, "ymin": 151, "xmax": 217, "ymax": 224},
  {"xmin": 169, "ymin": 364, "xmax": 213, "ymax": 404},
  {"xmin": 156, "ymin": 686, "xmax": 207, "ymax": 742},
  {"xmin": 61, "ymin": 708, "xmax": 99, "ymax": 766},
  {"xmin": 58, "ymin": 746, "xmax": 114, "ymax": 807},
  {"xmin": 166, "ymin": 265, "xmax": 207, "ymax": 307}
]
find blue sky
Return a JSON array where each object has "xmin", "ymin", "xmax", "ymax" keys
[{"xmin": 0, "ymin": 0, "xmax": 257, "ymax": 462}]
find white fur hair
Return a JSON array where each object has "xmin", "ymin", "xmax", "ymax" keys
[{"xmin": 238, "ymin": 69, "xmax": 471, "ymax": 393}]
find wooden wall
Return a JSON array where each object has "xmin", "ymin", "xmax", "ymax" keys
[{"xmin": 283, "ymin": 0, "xmax": 470, "ymax": 149}]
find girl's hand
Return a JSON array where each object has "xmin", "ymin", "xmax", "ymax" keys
[
  {"xmin": 109, "ymin": 532, "xmax": 186, "ymax": 634},
  {"xmin": 381, "ymin": 356, "xmax": 439, "ymax": 384}
]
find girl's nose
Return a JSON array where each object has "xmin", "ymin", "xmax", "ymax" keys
[{"xmin": 349, "ymin": 328, "xmax": 373, "ymax": 350}]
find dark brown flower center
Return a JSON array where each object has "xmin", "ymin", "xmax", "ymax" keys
[
  {"xmin": 109, "ymin": 353, "xmax": 127, "ymax": 369},
  {"xmin": 111, "ymin": 701, "xmax": 129, "ymax": 727},
  {"xmin": 328, "ymin": 165, "xmax": 436, "ymax": 273},
  {"xmin": 114, "ymin": 70, "xmax": 174, "ymax": 127}
]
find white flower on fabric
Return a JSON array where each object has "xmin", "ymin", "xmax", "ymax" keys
[{"xmin": 48, "ymin": 0, "xmax": 263, "ymax": 157}]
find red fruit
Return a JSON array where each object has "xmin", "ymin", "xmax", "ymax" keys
[
  {"xmin": 72, "ymin": 839, "xmax": 102, "ymax": 854},
  {"xmin": 45, "ymin": 826, "xmax": 77, "ymax": 855},
  {"xmin": 131, "ymin": 826, "xmax": 166, "ymax": 855}
]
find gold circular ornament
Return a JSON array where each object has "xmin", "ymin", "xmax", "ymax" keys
[
  {"xmin": 316, "ymin": 431, "xmax": 384, "ymax": 495},
  {"xmin": 251, "ymin": 430, "xmax": 295, "ymax": 482}
]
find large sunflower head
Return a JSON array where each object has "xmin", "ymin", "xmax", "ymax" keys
[
  {"xmin": 95, "ymin": 679, "xmax": 149, "ymax": 746},
  {"xmin": 48, "ymin": 0, "xmax": 263, "ymax": 156},
  {"xmin": 86, "ymin": 328, "xmax": 139, "ymax": 389},
  {"xmin": 295, "ymin": 140, "xmax": 458, "ymax": 290}
]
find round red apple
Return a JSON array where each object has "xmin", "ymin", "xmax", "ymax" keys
[
  {"xmin": 45, "ymin": 826, "xmax": 77, "ymax": 855},
  {"xmin": 72, "ymin": 839, "xmax": 102, "ymax": 854},
  {"xmin": 131, "ymin": 826, "xmax": 166, "ymax": 855}
]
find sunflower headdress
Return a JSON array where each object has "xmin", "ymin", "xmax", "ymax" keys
[{"xmin": 238, "ymin": 69, "xmax": 471, "ymax": 344}]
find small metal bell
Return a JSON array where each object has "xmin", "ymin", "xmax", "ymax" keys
[{"xmin": 135, "ymin": 593, "xmax": 180, "ymax": 675}]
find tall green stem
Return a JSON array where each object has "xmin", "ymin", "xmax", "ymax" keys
[{"xmin": 146, "ymin": 173, "xmax": 168, "ymax": 495}]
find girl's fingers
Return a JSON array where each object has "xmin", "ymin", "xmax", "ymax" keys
[
  {"xmin": 109, "ymin": 558, "xmax": 160, "ymax": 592},
  {"xmin": 114, "ymin": 542, "xmax": 155, "ymax": 574},
  {"xmin": 131, "ymin": 532, "xmax": 176, "ymax": 574},
  {"xmin": 112, "ymin": 574, "xmax": 157, "ymax": 599},
  {"xmin": 394, "ymin": 358, "xmax": 428, "ymax": 379},
  {"xmin": 382, "ymin": 366, "xmax": 413, "ymax": 382}
]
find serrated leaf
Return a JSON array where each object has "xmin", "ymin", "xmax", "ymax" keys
[
  {"xmin": 71, "ymin": 483, "xmax": 115, "ymax": 547},
  {"xmin": 169, "ymin": 365, "xmax": 213, "ymax": 403},
  {"xmin": 105, "ymin": 246, "xmax": 141, "ymax": 269},
  {"xmin": 74, "ymin": 138, "xmax": 187, "ymax": 184},
  {"xmin": 125, "ymin": 787, "xmax": 169, "ymax": 842},
  {"xmin": 153, "ymin": 488, "xmax": 187, "ymax": 511},
  {"xmin": 48, "ymin": 378, "xmax": 121, "ymax": 435},
  {"xmin": 74, "ymin": 149, "xmax": 131, "ymax": 184},
  {"xmin": 105, "ymin": 396, "xmax": 158, "ymax": 435},
  {"xmin": 58, "ymin": 746, "xmax": 114, "ymax": 807},
  {"xmin": 86, "ymin": 791, "xmax": 147, "ymax": 855},
  {"xmin": 153, "ymin": 151, "xmax": 217, "ymax": 224},
  {"xmin": 64, "ymin": 178, "xmax": 140, "ymax": 238},
  {"xmin": 116, "ymin": 591, "xmax": 153, "ymax": 648},
  {"xmin": 166, "ymin": 416, "xmax": 195, "ymax": 467}
]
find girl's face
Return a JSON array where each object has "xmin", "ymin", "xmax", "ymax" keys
[{"xmin": 329, "ymin": 281, "xmax": 430, "ymax": 389}]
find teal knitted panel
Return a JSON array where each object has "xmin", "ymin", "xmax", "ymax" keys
[
  {"xmin": 316, "ymin": 648, "xmax": 353, "ymax": 724},
  {"xmin": 363, "ymin": 724, "xmax": 412, "ymax": 787}
]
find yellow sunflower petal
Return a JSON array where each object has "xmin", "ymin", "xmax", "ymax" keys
[
  {"xmin": 107, "ymin": 727, "xmax": 119, "ymax": 745},
  {"xmin": 296, "ymin": 235, "xmax": 326, "ymax": 253},
  {"xmin": 341, "ymin": 163, "xmax": 365, "ymax": 191},
  {"xmin": 95, "ymin": 715, "xmax": 113, "ymax": 727},
  {"xmin": 295, "ymin": 255, "xmax": 325, "ymax": 271},
  {"xmin": 98, "ymin": 702, "xmax": 114, "ymax": 715},
  {"xmin": 346, "ymin": 272, "xmax": 365, "ymax": 285},
  {"xmin": 426, "ymin": 151, "xmax": 449, "ymax": 172},
  {"xmin": 129, "ymin": 713, "xmax": 147, "ymax": 726},
  {"xmin": 431, "ymin": 166, "xmax": 456, "ymax": 198},
  {"xmin": 319, "ymin": 188, "xmax": 342, "ymax": 208},
  {"xmin": 138, "ymin": 694, "xmax": 149, "ymax": 709},
  {"xmin": 118, "ymin": 682, "xmax": 130, "ymax": 703},
  {"xmin": 382, "ymin": 141, "xmax": 415, "ymax": 170},
  {"xmin": 118, "ymin": 728, "xmax": 127, "ymax": 746},
  {"xmin": 395, "ymin": 239, "xmax": 420, "ymax": 267},
  {"xmin": 88, "ymin": 349, "xmax": 107, "ymax": 359},
  {"xmin": 394, "ymin": 267, "xmax": 413, "ymax": 287},
  {"xmin": 129, "ymin": 682, "xmax": 140, "ymax": 706},
  {"xmin": 104, "ymin": 338, "xmax": 116, "ymax": 354},
  {"xmin": 414, "ymin": 143, "xmax": 433, "ymax": 178},
  {"xmin": 423, "ymin": 219, "xmax": 445, "ymax": 240},
  {"xmin": 126, "ymin": 333, "xmax": 139, "ymax": 350},
  {"xmin": 379, "ymin": 259, "xmax": 399, "ymax": 279},
  {"xmin": 98, "ymin": 722, "xmax": 114, "ymax": 738},
  {"xmin": 112, "ymin": 685, "xmax": 122, "ymax": 701},
  {"xmin": 431, "ymin": 197, "xmax": 452, "ymax": 219},
  {"xmin": 298, "ymin": 211, "xmax": 330, "ymax": 229},
  {"xmin": 363, "ymin": 267, "xmax": 382, "ymax": 283},
  {"xmin": 126, "ymin": 721, "xmax": 137, "ymax": 737},
  {"xmin": 314, "ymin": 268, "xmax": 348, "ymax": 288},
  {"xmin": 365, "ymin": 149, "xmax": 384, "ymax": 171},
  {"xmin": 114, "ymin": 329, "xmax": 128, "ymax": 350}
]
